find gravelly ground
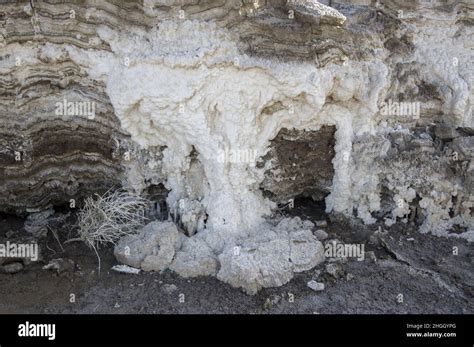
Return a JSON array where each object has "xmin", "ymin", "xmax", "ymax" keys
[{"xmin": 0, "ymin": 201, "xmax": 472, "ymax": 314}]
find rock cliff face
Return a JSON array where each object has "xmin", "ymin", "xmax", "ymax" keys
[{"xmin": 0, "ymin": 0, "xmax": 472, "ymax": 292}]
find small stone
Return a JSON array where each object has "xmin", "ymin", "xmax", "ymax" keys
[
  {"xmin": 307, "ymin": 280, "xmax": 325, "ymax": 291},
  {"xmin": 162, "ymin": 283, "xmax": 178, "ymax": 294},
  {"xmin": 313, "ymin": 229, "xmax": 328, "ymax": 240},
  {"xmin": 42, "ymin": 258, "xmax": 75, "ymax": 274},
  {"xmin": 114, "ymin": 302, "xmax": 120, "ymax": 308},
  {"xmin": 111, "ymin": 264, "xmax": 140, "ymax": 274},
  {"xmin": 24, "ymin": 209, "xmax": 54, "ymax": 237},
  {"xmin": 366, "ymin": 251, "xmax": 377, "ymax": 263},
  {"xmin": 325, "ymin": 263, "xmax": 343, "ymax": 278},
  {"xmin": 2, "ymin": 262, "xmax": 24, "ymax": 274},
  {"xmin": 346, "ymin": 273, "xmax": 354, "ymax": 281},
  {"xmin": 315, "ymin": 220, "xmax": 328, "ymax": 228}
]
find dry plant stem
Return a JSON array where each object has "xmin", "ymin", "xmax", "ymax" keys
[{"xmin": 74, "ymin": 188, "xmax": 151, "ymax": 272}]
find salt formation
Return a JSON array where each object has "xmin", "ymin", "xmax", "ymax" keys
[
  {"xmin": 0, "ymin": 0, "xmax": 472, "ymax": 293},
  {"xmin": 115, "ymin": 217, "xmax": 324, "ymax": 294},
  {"xmin": 115, "ymin": 221, "xmax": 181, "ymax": 272}
]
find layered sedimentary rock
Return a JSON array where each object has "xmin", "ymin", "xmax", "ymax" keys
[{"xmin": 0, "ymin": 0, "xmax": 472, "ymax": 292}]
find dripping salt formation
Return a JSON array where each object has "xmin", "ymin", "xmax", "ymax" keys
[{"xmin": 0, "ymin": 0, "xmax": 472, "ymax": 294}]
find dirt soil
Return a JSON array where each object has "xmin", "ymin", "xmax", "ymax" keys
[{"xmin": 0, "ymin": 201, "xmax": 472, "ymax": 314}]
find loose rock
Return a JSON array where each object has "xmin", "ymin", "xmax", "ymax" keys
[
  {"xmin": 111, "ymin": 264, "xmax": 140, "ymax": 274},
  {"xmin": 162, "ymin": 284, "xmax": 178, "ymax": 294},
  {"xmin": 314, "ymin": 229, "xmax": 328, "ymax": 240},
  {"xmin": 42, "ymin": 258, "xmax": 75, "ymax": 274},
  {"xmin": 315, "ymin": 220, "xmax": 328, "ymax": 228},
  {"xmin": 1, "ymin": 262, "xmax": 24, "ymax": 274},
  {"xmin": 307, "ymin": 280, "xmax": 325, "ymax": 292},
  {"xmin": 325, "ymin": 263, "xmax": 343, "ymax": 278}
]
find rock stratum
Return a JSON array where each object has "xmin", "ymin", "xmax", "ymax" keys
[{"xmin": 0, "ymin": 0, "xmax": 472, "ymax": 293}]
